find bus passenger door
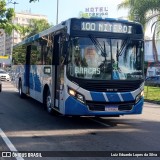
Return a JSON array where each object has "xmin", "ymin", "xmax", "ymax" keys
[
  {"xmin": 24, "ymin": 45, "xmax": 36, "ymax": 98},
  {"xmin": 24, "ymin": 45, "xmax": 31, "ymax": 95},
  {"xmin": 53, "ymin": 35, "xmax": 64, "ymax": 110}
]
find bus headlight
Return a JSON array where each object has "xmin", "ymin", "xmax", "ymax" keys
[
  {"xmin": 68, "ymin": 88, "xmax": 76, "ymax": 96},
  {"xmin": 68, "ymin": 87, "xmax": 85, "ymax": 104},
  {"xmin": 135, "ymin": 91, "xmax": 144, "ymax": 103}
]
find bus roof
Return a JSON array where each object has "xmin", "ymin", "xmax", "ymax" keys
[
  {"xmin": 14, "ymin": 17, "xmax": 142, "ymax": 47},
  {"xmin": 14, "ymin": 22, "xmax": 66, "ymax": 47}
]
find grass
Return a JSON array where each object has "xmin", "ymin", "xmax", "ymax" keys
[{"xmin": 144, "ymin": 86, "xmax": 160, "ymax": 103}]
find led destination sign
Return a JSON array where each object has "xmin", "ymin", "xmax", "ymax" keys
[{"xmin": 81, "ymin": 22, "xmax": 133, "ymax": 34}]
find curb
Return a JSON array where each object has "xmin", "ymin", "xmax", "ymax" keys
[{"xmin": 144, "ymin": 100, "xmax": 160, "ymax": 105}]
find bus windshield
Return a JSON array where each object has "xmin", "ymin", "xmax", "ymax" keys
[{"xmin": 67, "ymin": 37, "xmax": 144, "ymax": 80}]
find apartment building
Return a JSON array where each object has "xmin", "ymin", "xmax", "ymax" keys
[
  {"xmin": 12, "ymin": 11, "xmax": 48, "ymax": 44},
  {"xmin": 1, "ymin": 11, "xmax": 48, "ymax": 66},
  {"xmin": 0, "ymin": 29, "xmax": 5, "ymax": 56}
]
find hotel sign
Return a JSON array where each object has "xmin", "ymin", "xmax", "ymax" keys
[{"xmin": 84, "ymin": 7, "xmax": 108, "ymax": 18}]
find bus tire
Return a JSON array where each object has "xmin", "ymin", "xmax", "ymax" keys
[
  {"xmin": 44, "ymin": 90, "xmax": 53, "ymax": 114},
  {"xmin": 19, "ymin": 80, "xmax": 25, "ymax": 98}
]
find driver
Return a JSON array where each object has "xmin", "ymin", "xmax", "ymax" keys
[{"xmin": 84, "ymin": 46, "xmax": 97, "ymax": 67}]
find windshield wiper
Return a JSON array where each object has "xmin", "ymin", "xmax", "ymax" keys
[
  {"xmin": 117, "ymin": 38, "xmax": 130, "ymax": 57},
  {"xmin": 88, "ymin": 34, "xmax": 107, "ymax": 57}
]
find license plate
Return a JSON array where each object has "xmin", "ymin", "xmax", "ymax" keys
[{"xmin": 105, "ymin": 106, "xmax": 118, "ymax": 112}]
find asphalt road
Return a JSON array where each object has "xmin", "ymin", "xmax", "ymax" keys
[{"xmin": 0, "ymin": 81, "xmax": 160, "ymax": 160}]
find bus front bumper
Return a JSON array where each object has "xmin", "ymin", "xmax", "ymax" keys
[{"xmin": 65, "ymin": 96, "xmax": 144, "ymax": 116}]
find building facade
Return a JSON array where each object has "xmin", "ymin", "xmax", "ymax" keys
[
  {"xmin": 145, "ymin": 39, "xmax": 160, "ymax": 77},
  {"xmin": 0, "ymin": 29, "xmax": 5, "ymax": 56},
  {"xmin": 145, "ymin": 39, "xmax": 160, "ymax": 62},
  {"xmin": 12, "ymin": 11, "xmax": 48, "ymax": 44},
  {"xmin": 1, "ymin": 11, "xmax": 48, "ymax": 66}
]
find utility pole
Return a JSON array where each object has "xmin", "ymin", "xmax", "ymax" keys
[
  {"xmin": 11, "ymin": 1, "xmax": 18, "ymax": 46},
  {"xmin": 56, "ymin": 0, "xmax": 59, "ymax": 25},
  {"xmin": 11, "ymin": 1, "xmax": 18, "ymax": 65},
  {"xmin": 12, "ymin": 1, "xmax": 18, "ymax": 10}
]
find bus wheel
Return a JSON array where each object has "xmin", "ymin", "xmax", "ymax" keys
[
  {"xmin": 19, "ymin": 81, "xmax": 25, "ymax": 98},
  {"xmin": 45, "ymin": 90, "xmax": 53, "ymax": 114}
]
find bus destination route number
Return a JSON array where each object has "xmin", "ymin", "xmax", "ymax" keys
[{"xmin": 81, "ymin": 22, "xmax": 133, "ymax": 34}]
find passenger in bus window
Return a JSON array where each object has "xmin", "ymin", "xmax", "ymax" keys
[{"xmin": 84, "ymin": 46, "xmax": 97, "ymax": 67}]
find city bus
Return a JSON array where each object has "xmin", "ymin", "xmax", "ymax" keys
[{"xmin": 13, "ymin": 18, "xmax": 144, "ymax": 116}]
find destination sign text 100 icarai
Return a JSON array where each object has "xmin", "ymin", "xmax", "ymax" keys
[{"xmin": 81, "ymin": 22, "xmax": 133, "ymax": 34}]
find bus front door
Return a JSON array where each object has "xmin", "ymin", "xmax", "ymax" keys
[{"xmin": 54, "ymin": 35, "xmax": 64, "ymax": 110}]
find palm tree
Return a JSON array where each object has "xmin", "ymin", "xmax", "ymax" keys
[
  {"xmin": 118, "ymin": 0, "xmax": 160, "ymax": 26},
  {"xmin": 118, "ymin": 0, "xmax": 160, "ymax": 67}
]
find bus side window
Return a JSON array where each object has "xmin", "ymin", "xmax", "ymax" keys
[
  {"xmin": 30, "ymin": 44, "xmax": 40, "ymax": 65},
  {"xmin": 31, "ymin": 36, "xmax": 52, "ymax": 65},
  {"xmin": 44, "ymin": 45, "xmax": 52, "ymax": 65},
  {"xmin": 12, "ymin": 45, "xmax": 26, "ymax": 65}
]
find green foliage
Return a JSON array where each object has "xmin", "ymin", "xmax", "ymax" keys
[
  {"xmin": 118, "ymin": 0, "xmax": 160, "ymax": 64},
  {"xmin": 144, "ymin": 86, "xmax": 160, "ymax": 103},
  {"xmin": 0, "ymin": 0, "xmax": 16, "ymax": 35},
  {"xmin": 12, "ymin": 45, "xmax": 26, "ymax": 65},
  {"xmin": 118, "ymin": 0, "xmax": 160, "ymax": 27},
  {"xmin": 24, "ymin": 19, "xmax": 52, "ymax": 38},
  {"xmin": 79, "ymin": 11, "xmax": 90, "ymax": 18}
]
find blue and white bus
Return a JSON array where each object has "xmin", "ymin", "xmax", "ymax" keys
[{"xmin": 13, "ymin": 18, "xmax": 144, "ymax": 116}]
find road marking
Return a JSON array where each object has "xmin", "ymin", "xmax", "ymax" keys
[
  {"xmin": 0, "ymin": 128, "xmax": 24, "ymax": 160},
  {"xmin": 87, "ymin": 118, "xmax": 112, "ymax": 127}
]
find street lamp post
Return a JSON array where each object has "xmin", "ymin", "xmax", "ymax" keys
[
  {"xmin": 11, "ymin": 1, "xmax": 18, "ymax": 65},
  {"xmin": 12, "ymin": 1, "xmax": 19, "ymax": 10},
  {"xmin": 11, "ymin": 1, "xmax": 18, "ymax": 45},
  {"xmin": 56, "ymin": 0, "xmax": 59, "ymax": 25}
]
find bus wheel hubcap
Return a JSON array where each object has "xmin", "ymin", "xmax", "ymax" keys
[{"xmin": 46, "ymin": 95, "xmax": 51, "ymax": 112}]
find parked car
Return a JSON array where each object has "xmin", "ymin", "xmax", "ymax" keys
[
  {"xmin": 0, "ymin": 70, "xmax": 11, "ymax": 81},
  {"xmin": 145, "ymin": 75, "xmax": 160, "ymax": 87}
]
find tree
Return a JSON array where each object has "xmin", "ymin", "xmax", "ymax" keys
[
  {"xmin": 24, "ymin": 19, "xmax": 52, "ymax": 39},
  {"xmin": 0, "ymin": 0, "xmax": 17, "ymax": 34},
  {"xmin": 118, "ymin": 0, "xmax": 160, "ymax": 27},
  {"xmin": 118, "ymin": 0, "xmax": 160, "ymax": 66}
]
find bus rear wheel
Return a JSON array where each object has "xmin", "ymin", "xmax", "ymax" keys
[{"xmin": 44, "ymin": 90, "xmax": 53, "ymax": 114}]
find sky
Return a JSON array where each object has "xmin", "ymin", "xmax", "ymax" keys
[{"xmin": 7, "ymin": 0, "xmax": 128, "ymax": 25}]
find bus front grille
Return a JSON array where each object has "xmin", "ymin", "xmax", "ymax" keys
[{"xmin": 87, "ymin": 101, "xmax": 134, "ymax": 112}]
